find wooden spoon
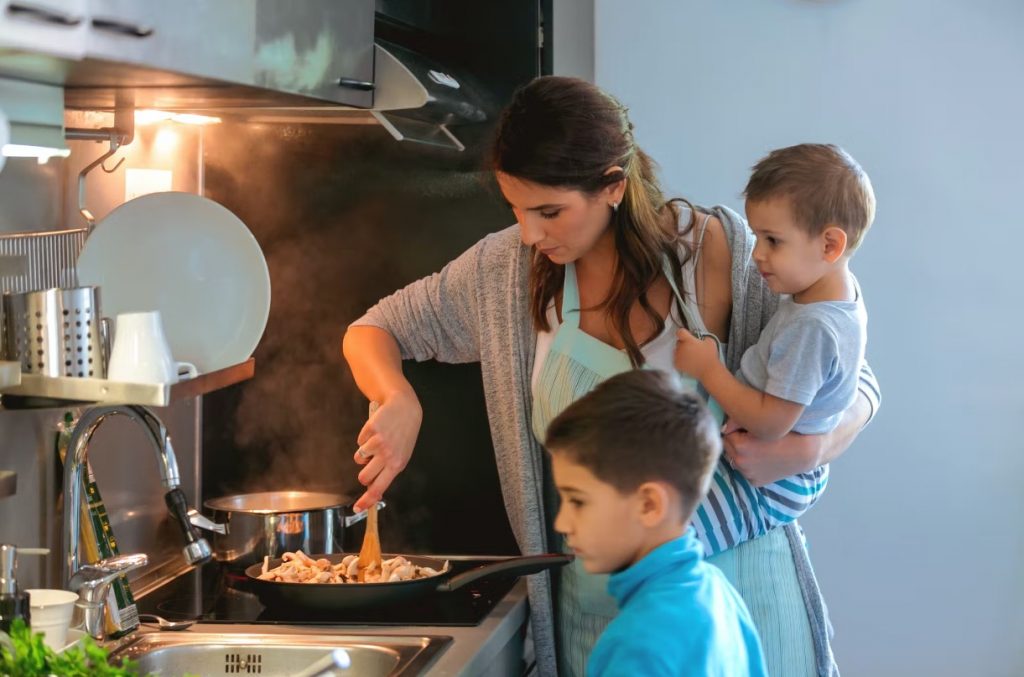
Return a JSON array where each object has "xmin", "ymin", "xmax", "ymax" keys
[
  {"xmin": 357, "ymin": 401, "xmax": 383, "ymax": 581},
  {"xmin": 357, "ymin": 503, "xmax": 381, "ymax": 582}
]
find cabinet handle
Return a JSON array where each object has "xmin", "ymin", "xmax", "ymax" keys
[
  {"xmin": 337, "ymin": 78, "xmax": 375, "ymax": 91},
  {"xmin": 91, "ymin": 16, "xmax": 153, "ymax": 38},
  {"xmin": 7, "ymin": 2, "xmax": 84, "ymax": 26}
]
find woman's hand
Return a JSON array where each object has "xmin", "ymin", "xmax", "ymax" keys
[
  {"xmin": 721, "ymin": 419, "xmax": 824, "ymax": 487},
  {"xmin": 721, "ymin": 390, "xmax": 870, "ymax": 485},
  {"xmin": 352, "ymin": 389, "xmax": 423, "ymax": 511},
  {"xmin": 674, "ymin": 330, "xmax": 719, "ymax": 380},
  {"xmin": 343, "ymin": 326, "xmax": 425, "ymax": 511}
]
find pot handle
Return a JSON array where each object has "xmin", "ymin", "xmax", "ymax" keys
[
  {"xmin": 435, "ymin": 553, "xmax": 574, "ymax": 594},
  {"xmin": 187, "ymin": 508, "xmax": 227, "ymax": 535}
]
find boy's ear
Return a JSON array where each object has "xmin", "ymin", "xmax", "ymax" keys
[
  {"xmin": 636, "ymin": 481, "xmax": 671, "ymax": 527},
  {"xmin": 822, "ymin": 226, "xmax": 848, "ymax": 263}
]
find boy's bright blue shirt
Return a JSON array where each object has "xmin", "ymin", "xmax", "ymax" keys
[{"xmin": 587, "ymin": 529, "xmax": 768, "ymax": 677}]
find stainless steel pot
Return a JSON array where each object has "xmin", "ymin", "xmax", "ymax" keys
[{"xmin": 202, "ymin": 491, "xmax": 367, "ymax": 568}]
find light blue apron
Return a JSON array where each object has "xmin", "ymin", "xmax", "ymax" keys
[{"xmin": 531, "ymin": 258, "xmax": 723, "ymax": 677}]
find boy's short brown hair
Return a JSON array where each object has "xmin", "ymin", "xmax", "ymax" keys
[
  {"xmin": 544, "ymin": 369, "xmax": 722, "ymax": 521},
  {"xmin": 744, "ymin": 143, "xmax": 876, "ymax": 252}
]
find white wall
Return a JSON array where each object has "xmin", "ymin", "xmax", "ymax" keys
[{"xmin": 594, "ymin": 1, "xmax": 1024, "ymax": 675}]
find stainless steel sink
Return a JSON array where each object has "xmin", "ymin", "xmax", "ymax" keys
[{"xmin": 107, "ymin": 629, "xmax": 452, "ymax": 676}]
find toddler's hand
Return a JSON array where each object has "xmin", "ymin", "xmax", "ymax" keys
[{"xmin": 674, "ymin": 330, "xmax": 718, "ymax": 381}]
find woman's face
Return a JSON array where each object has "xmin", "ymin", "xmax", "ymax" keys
[{"xmin": 496, "ymin": 172, "xmax": 614, "ymax": 264}]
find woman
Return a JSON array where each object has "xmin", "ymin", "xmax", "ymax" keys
[{"xmin": 343, "ymin": 76, "xmax": 878, "ymax": 677}]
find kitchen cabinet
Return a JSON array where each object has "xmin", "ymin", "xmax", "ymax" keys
[
  {"xmin": 0, "ymin": 0, "xmax": 375, "ymax": 108},
  {"xmin": 0, "ymin": 0, "xmax": 88, "ymax": 58},
  {"xmin": 251, "ymin": 0, "xmax": 374, "ymax": 107},
  {"xmin": 84, "ymin": 0, "xmax": 255, "ymax": 84}
]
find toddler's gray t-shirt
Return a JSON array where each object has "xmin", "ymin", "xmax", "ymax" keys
[{"xmin": 738, "ymin": 281, "xmax": 867, "ymax": 435}]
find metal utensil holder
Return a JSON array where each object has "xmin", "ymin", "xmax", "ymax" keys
[{"xmin": 3, "ymin": 286, "xmax": 107, "ymax": 378}]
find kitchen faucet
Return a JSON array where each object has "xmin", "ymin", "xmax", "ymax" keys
[
  {"xmin": 62, "ymin": 405, "xmax": 213, "ymax": 584},
  {"xmin": 68, "ymin": 553, "xmax": 148, "ymax": 640}
]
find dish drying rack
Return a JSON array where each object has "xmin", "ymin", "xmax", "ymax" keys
[
  {"xmin": 0, "ymin": 109, "xmax": 130, "ymax": 294},
  {"xmin": 0, "ymin": 111, "xmax": 256, "ymax": 407},
  {"xmin": 0, "ymin": 358, "xmax": 254, "ymax": 407}
]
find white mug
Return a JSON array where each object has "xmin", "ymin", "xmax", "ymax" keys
[
  {"xmin": 107, "ymin": 311, "xmax": 197, "ymax": 384},
  {"xmin": 26, "ymin": 589, "xmax": 77, "ymax": 650}
]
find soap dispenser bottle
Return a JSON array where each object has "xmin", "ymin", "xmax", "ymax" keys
[{"xmin": 0, "ymin": 544, "xmax": 30, "ymax": 633}]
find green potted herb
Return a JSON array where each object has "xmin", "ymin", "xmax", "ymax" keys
[{"xmin": 0, "ymin": 619, "xmax": 146, "ymax": 676}]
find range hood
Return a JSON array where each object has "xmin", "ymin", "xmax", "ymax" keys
[
  {"xmin": 370, "ymin": 39, "xmax": 492, "ymax": 151},
  {"xmin": 6, "ymin": 42, "xmax": 487, "ymax": 153}
]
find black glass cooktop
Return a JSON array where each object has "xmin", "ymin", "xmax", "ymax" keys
[{"xmin": 136, "ymin": 557, "xmax": 519, "ymax": 627}]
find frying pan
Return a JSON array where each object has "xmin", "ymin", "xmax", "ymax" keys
[{"xmin": 244, "ymin": 552, "xmax": 572, "ymax": 611}]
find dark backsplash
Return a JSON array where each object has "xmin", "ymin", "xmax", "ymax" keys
[
  {"xmin": 201, "ymin": 0, "xmax": 545, "ymax": 555},
  {"xmin": 201, "ymin": 120, "xmax": 519, "ymax": 555}
]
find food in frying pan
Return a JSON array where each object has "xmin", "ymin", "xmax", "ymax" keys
[{"xmin": 258, "ymin": 550, "xmax": 449, "ymax": 584}]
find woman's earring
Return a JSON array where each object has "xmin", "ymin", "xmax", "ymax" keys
[{"xmin": 610, "ymin": 202, "xmax": 619, "ymax": 212}]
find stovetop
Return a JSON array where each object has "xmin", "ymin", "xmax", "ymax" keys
[{"xmin": 136, "ymin": 557, "xmax": 519, "ymax": 627}]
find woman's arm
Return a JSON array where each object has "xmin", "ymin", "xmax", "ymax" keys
[
  {"xmin": 721, "ymin": 391, "xmax": 871, "ymax": 486},
  {"xmin": 350, "ymin": 233, "xmax": 495, "ymax": 365},
  {"xmin": 342, "ymin": 326, "xmax": 424, "ymax": 510},
  {"xmin": 342, "ymin": 230, "xmax": 509, "ymax": 509}
]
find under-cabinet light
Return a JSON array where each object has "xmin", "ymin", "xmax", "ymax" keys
[
  {"xmin": 135, "ymin": 109, "xmax": 175, "ymax": 125},
  {"xmin": 171, "ymin": 113, "xmax": 221, "ymax": 125},
  {"xmin": 1, "ymin": 143, "xmax": 71, "ymax": 164},
  {"xmin": 135, "ymin": 110, "xmax": 222, "ymax": 126}
]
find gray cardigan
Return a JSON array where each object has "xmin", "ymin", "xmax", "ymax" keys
[{"xmin": 352, "ymin": 204, "xmax": 880, "ymax": 676}]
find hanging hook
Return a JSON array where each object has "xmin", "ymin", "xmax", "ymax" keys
[
  {"xmin": 77, "ymin": 134, "xmax": 126, "ymax": 228},
  {"xmin": 66, "ymin": 100, "xmax": 136, "ymax": 231},
  {"xmin": 100, "ymin": 154, "xmax": 125, "ymax": 174}
]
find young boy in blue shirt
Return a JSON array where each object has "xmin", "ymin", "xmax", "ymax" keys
[{"xmin": 545, "ymin": 369, "xmax": 767, "ymax": 677}]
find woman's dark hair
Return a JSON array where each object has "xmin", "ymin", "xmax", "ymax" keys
[{"xmin": 490, "ymin": 76, "xmax": 696, "ymax": 366}]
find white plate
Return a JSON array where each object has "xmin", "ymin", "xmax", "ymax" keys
[{"xmin": 77, "ymin": 192, "xmax": 271, "ymax": 374}]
